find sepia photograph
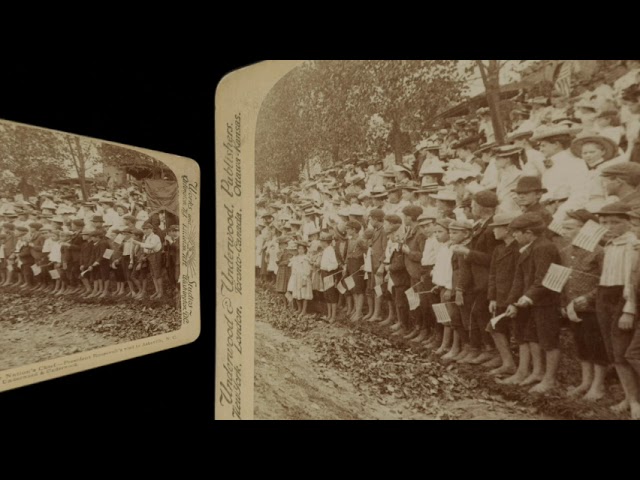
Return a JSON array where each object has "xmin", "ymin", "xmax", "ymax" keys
[
  {"xmin": 219, "ymin": 60, "xmax": 640, "ymax": 420},
  {"xmin": 0, "ymin": 119, "xmax": 199, "ymax": 389}
]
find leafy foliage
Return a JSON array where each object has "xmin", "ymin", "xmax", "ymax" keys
[{"xmin": 255, "ymin": 61, "xmax": 466, "ymax": 186}]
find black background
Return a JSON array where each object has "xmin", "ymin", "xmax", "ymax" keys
[{"xmin": 0, "ymin": 58, "xmax": 245, "ymax": 427}]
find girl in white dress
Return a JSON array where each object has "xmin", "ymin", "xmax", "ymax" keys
[{"xmin": 288, "ymin": 242, "xmax": 313, "ymax": 316}]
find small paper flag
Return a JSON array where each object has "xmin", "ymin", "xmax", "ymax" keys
[
  {"xmin": 374, "ymin": 285, "xmax": 383, "ymax": 297},
  {"xmin": 31, "ymin": 264, "xmax": 42, "ymax": 276},
  {"xmin": 406, "ymin": 288, "xmax": 420, "ymax": 311},
  {"xmin": 432, "ymin": 303, "xmax": 452, "ymax": 324},
  {"xmin": 572, "ymin": 220, "xmax": 608, "ymax": 252},
  {"xmin": 7, "ymin": 263, "xmax": 14, "ymax": 272},
  {"xmin": 387, "ymin": 276, "xmax": 394, "ymax": 293},
  {"xmin": 274, "ymin": 264, "xmax": 279, "ymax": 275},
  {"xmin": 542, "ymin": 263, "xmax": 573, "ymax": 293},
  {"xmin": 285, "ymin": 291, "xmax": 293, "ymax": 302},
  {"xmin": 490, "ymin": 312, "xmax": 508, "ymax": 329},
  {"xmin": 114, "ymin": 234, "xmax": 125, "ymax": 245},
  {"xmin": 336, "ymin": 282, "xmax": 347, "ymax": 295},
  {"xmin": 344, "ymin": 276, "xmax": 356, "ymax": 291},
  {"xmin": 323, "ymin": 275, "xmax": 335, "ymax": 291},
  {"xmin": 49, "ymin": 269, "xmax": 60, "ymax": 280},
  {"xmin": 363, "ymin": 249, "xmax": 372, "ymax": 273},
  {"xmin": 547, "ymin": 219, "xmax": 564, "ymax": 236},
  {"xmin": 103, "ymin": 249, "xmax": 114, "ymax": 260}
]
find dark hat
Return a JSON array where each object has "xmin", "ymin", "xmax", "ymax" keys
[
  {"xmin": 369, "ymin": 186, "xmax": 388, "ymax": 198},
  {"xmin": 402, "ymin": 205, "xmax": 423, "ymax": 219},
  {"xmin": 512, "ymin": 176, "xmax": 548, "ymax": 194},
  {"xmin": 345, "ymin": 220, "xmax": 363, "ymax": 232},
  {"xmin": 494, "ymin": 145, "xmax": 524, "ymax": 158},
  {"xmin": 142, "ymin": 222, "xmax": 154, "ymax": 230},
  {"xmin": 369, "ymin": 208, "xmax": 385, "ymax": 221},
  {"xmin": 362, "ymin": 228, "xmax": 375, "ymax": 240},
  {"xmin": 120, "ymin": 227, "xmax": 133, "ymax": 234},
  {"xmin": 473, "ymin": 190, "xmax": 499, "ymax": 208},
  {"xmin": 474, "ymin": 142, "xmax": 497, "ymax": 156},
  {"xmin": 600, "ymin": 162, "xmax": 640, "ymax": 180},
  {"xmin": 0, "ymin": 233, "xmax": 6, "ymax": 240},
  {"xmin": 295, "ymin": 240, "xmax": 309, "ymax": 248},
  {"xmin": 72, "ymin": 219, "xmax": 85, "ymax": 227},
  {"xmin": 169, "ymin": 225, "xmax": 179, "ymax": 232},
  {"xmin": 509, "ymin": 213, "xmax": 547, "ymax": 232},
  {"xmin": 28, "ymin": 222, "xmax": 43, "ymax": 230},
  {"xmin": 596, "ymin": 202, "xmax": 632, "ymax": 217},
  {"xmin": 452, "ymin": 135, "xmax": 482, "ymax": 150},
  {"xmin": 123, "ymin": 214, "xmax": 136, "ymax": 221},
  {"xmin": 460, "ymin": 197, "xmax": 472, "ymax": 208},
  {"xmin": 566, "ymin": 209, "xmax": 599, "ymax": 224},
  {"xmin": 488, "ymin": 212, "xmax": 519, "ymax": 227},
  {"xmin": 40, "ymin": 213, "xmax": 53, "ymax": 219},
  {"xmin": 133, "ymin": 228, "xmax": 144, "ymax": 237},
  {"xmin": 384, "ymin": 214, "xmax": 403, "ymax": 225},
  {"xmin": 16, "ymin": 225, "xmax": 29, "ymax": 233},
  {"xmin": 2, "ymin": 223, "xmax": 15, "ymax": 231},
  {"xmin": 92, "ymin": 215, "xmax": 104, "ymax": 223}
]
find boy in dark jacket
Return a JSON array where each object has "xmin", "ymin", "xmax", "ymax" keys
[
  {"xmin": 504, "ymin": 213, "xmax": 562, "ymax": 394},
  {"xmin": 487, "ymin": 213, "xmax": 520, "ymax": 377}
]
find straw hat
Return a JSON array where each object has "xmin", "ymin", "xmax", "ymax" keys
[{"xmin": 570, "ymin": 134, "xmax": 617, "ymax": 161}]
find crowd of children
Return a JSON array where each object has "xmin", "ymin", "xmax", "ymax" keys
[
  {"xmin": 0, "ymin": 184, "xmax": 180, "ymax": 303},
  {"xmin": 256, "ymin": 72, "xmax": 640, "ymax": 419}
]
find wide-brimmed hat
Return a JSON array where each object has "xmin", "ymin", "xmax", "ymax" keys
[
  {"xmin": 417, "ymin": 207, "xmax": 439, "ymax": 225},
  {"xmin": 509, "ymin": 213, "xmax": 547, "ymax": 231},
  {"xmin": 369, "ymin": 186, "xmax": 388, "ymax": 198},
  {"xmin": 474, "ymin": 142, "xmax": 497, "ymax": 156},
  {"xmin": 506, "ymin": 129, "xmax": 534, "ymax": 143},
  {"xmin": 319, "ymin": 232, "xmax": 334, "ymax": 242},
  {"xmin": 430, "ymin": 189, "xmax": 458, "ymax": 202},
  {"xmin": 570, "ymin": 134, "xmax": 617, "ymax": 161},
  {"xmin": 449, "ymin": 220, "xmax": 474, "ymax": 231},
  {"xmin": 566, "ymin": 209, "xmax": 599, "ymax": 224},
  {"xmin": 494, "ymin": 145, "xmax": 524, "ymax": 158},
  {"xmin": 512, "ymin": 176, "xmax": 548, "ymax": 194},
  {"xmin": 530, "ymin": 125, "xmax": 581, "ymax": 142},
  {"xmin": 419, "ymin": 162, "xmax": 445, "ymax": 177},
  {"xmin": 348, "ymin": 204, "xmax": 368, "ymax": 217}
]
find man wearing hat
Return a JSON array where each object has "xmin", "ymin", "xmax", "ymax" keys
[
  {"xmin": 503, "ymin": 212, "xmax": 562, "ymax": 394},
  {"xmin": 369, "ymin": 186, "xmax": 388, "ymax": 210},
  {"xmin": 594, "ymin": 202, "xmax": 640, "ymax": 418},
  {"xmin": 430, "ymin": 188, "xmax": 457, "ymax": 220},
  {"xmin": 383, "ymin": 213, "xmax": 411, "ymax": 334},
  {"xmin": 414, "ymin": 140, "xmax": 442, "ymax": 179},
  {"xmin": 600, "ymin": 162, "xmax": 640, "ymax": 209},
  {"xmin": 512, "ymin": 176, "xmax": 553, "ymax": 227},
  {"xmin": 452, "ymin": 190, "xmax": 501, "ymax": 365},
  {"xmin": 66, "ymin": 218, "xmax": 86, "ymax": 294}
]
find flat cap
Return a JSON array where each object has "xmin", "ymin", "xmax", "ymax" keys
[
  {"xmin": 488, "ymin": 212, "xmax": 520, "ymax": 227},
  {"xmin": 345, "ymin": 220, "xmax": 363, "ymax": 232},
  {"xmin": 369, "ymin": 208, "xmax": 385, "ymax": 221},
  {"xmin": 16, "ymin": 225, "xmax": 29, "ymax": 232},
  {"xmin": 600, "ymin": 162, "xmax": 640, "ymax": 179},
  {"xmin": 435, "ymin": 218, "xmax": 453, "ymax": 230},
  {"xmin": 512, "ymin": 176, "xmax": 548, "ymax": 194},
  {"xmin": 402, "ymin": 205, "xmax": 423, "ymax": 219},
  {"xmin": 473, "ymin": 190, "xmax": 499, "ymax": 208},
  {"xmin": 28, "ymin": 222, "xmax": 43, "ymax": 230},
  {"xmin": 2, "ymin": 223, "xmax": 15, "ymax": 231},
  {"xmin": 72, "ymin": 219, "xmax": 85, "ymax": 227},
  {"xmin": 596, "ymin": 201, "xmax": 632, "ymax": 217},
  {"xmin": 449, "ymin": 220, "xmax": 474, "ymax": 231},
  {"xmin": 384, "ymin": 214, "xmax": 403, "ymax": 225},
  {"xmin": 92, "ymin": 215, "xmax": 104, "ymax": 223},
  {"xmin": 509, "ymin": 213, "xmax": 547, "ymax": 231}
]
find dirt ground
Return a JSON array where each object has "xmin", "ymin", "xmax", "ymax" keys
[
  {"xmin": 0, "ymin": 290, "xmax": 181, "ymax": 372},
  {"xmin": 254, "ymin": 319, "xmax": 550, "ymax": 420},
  {"xmin": 0, "ymin": 306, "xmax": 117, "ymax": 371}
]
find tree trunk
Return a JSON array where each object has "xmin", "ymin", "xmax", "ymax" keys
[
  {"xmin": 477, "ymin": 60, "xmax": 506, "ymax": 145},
  {"xmin": 390, "ymin": 120, "xmax": 402, "ymax": 165}
]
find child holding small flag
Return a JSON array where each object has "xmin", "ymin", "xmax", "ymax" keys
[
  {"xmin": 595, "ymin": 202, "xmax": 640, "ymax": 419},
  {"xmin": 487, "ymin": 213, "xmax": 520, "ymax": 377},
  {"xmin": 559, "ymin": 209, "xmax": 608, "ymax": 401},
  {"xmin": 431, "ymin": 218, "xmax": 454, "ymax": 355},
  {"xmin": 344, "ymin": 220, "xmax": 368, "ymax": 322},
  {"xmin": 319, "ymin": 232, "xmax": 341, "ymax": 323},
  {"xmin": 504, "ymin": 213, "xmax": 562, "ymax": 394}
]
